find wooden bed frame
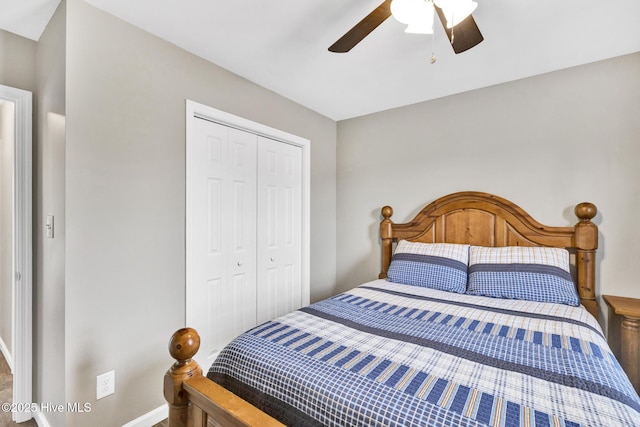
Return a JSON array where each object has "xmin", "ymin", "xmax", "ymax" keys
[{"xmin": 164, "ymin": 191, "xmax": 599, "ymax": 427}]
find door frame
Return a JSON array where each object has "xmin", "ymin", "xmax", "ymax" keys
[
  {"xmin": 185, "ymin": 100, "xmax": 311, "ymax": 330},
  {"xmin": 0, "ymin": 84, "xmax": 33, "ymax": 423}
]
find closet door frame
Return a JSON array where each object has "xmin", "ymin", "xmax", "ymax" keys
[{"xmin": 185, "ymin": 100, "xmax": 310, "ymax": 333}]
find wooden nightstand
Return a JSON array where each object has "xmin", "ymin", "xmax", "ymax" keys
[{"xmin": 603, "ymin": 295, "xmax": 640, "ymax": 393}]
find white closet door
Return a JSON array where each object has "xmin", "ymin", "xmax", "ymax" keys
[
  {"xmin": 189, "ymin": 118, "xmax": 257, "ymax": 367},
  {"xmin": 256, "ymin": 137, "xmax": 303, "ymax": 324}
]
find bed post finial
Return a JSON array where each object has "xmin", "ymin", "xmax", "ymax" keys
[
  {"xmin": 164, "ymin": 328, "xmax": 203, "ymax": 427},
  {"xmin": 575, "ymin": 202, "xmax": 597, "ymax": 223},
  {"xmin": 574, "ymin": 202, "xmax": 599, "ymax": 319},
  {"xmin": 381, "ymin": 206, "xmax": 393, "ymax": 220},
  {"xmin": 379, "ymin": 206, "xmax": 394, "ymax": 279}
]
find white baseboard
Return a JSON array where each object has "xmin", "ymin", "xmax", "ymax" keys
[
  {"xmin": 33, "ymin": 410, "xmax": 52, "ymax": 427},
  {"xmin": 0, "ymin": 335, "xmax": 13, "ymax": 373},
  {"xmin": 27, "ymin": 395, "xmax": 167, "ymax": 427},
  {"xmin": 122, "ymin": 404, "xmax": 168, "ymax": 427},
  {"xmin": 33, "ymin": 404, "xmax": 168, "ymax": 427}
]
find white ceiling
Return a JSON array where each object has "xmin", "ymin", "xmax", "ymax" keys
[
  {"xmin": 4, "ymin": 0, "xmax": 640, "ymax": 120},
  {"xmin": 0, "ymin": 0, "xmax": 60, "ymax": 41}
]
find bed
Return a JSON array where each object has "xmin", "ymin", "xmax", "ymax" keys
[{"xmin": 164, "ymin": 191, "xmax": 640, "ymax": 427}]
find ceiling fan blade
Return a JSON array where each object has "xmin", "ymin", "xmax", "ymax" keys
[
  {"xmin": 434, "ymin": 5, "xmax": 484, "ymax": 54},
  {"xmin": 329, "ymin": 0, "xmax": 392, "ymax": 53}
]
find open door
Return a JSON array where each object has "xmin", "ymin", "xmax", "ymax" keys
[{"xmin": 0, "ymin": 84, "xmax": 33, "ymax": 423}]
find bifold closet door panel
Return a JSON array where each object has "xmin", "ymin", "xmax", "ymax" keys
[
  {"xmin": 189, "ymin": 118, "xmax": 257, "ymax": 366},
  {"xmin": 256, "ymin": 137, "xmax": 303, "ymax": 324}
]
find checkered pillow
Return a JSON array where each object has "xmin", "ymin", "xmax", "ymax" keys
[
  {"xmin": 386, "ymin": 240, "xmax": 469, "ymax": 293},
  {"xmin": 467, "ymin": 246, "xmax": 579, "ymax": 306}
]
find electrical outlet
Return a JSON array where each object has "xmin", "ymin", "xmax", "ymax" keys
[{"xmin": 96, "ymin": 370, "xmax": 115, "ymax": 400}]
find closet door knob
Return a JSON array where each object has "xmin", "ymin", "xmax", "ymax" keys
[
  {"xmin": 237, "ymin": 261, "xmax": 243, "ymax": 267},
  {"xmin": 270, "ymin": 257, "xmax": 275, "ymax": 262}
]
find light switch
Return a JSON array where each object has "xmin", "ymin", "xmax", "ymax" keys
[{"xmin": 46, "ymin": 215, "xmax": 54, "ymax": 238}]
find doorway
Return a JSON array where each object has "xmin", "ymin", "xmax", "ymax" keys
[{"xmin": 0, "ymin": 84, "xmax": 32, "ymax": 423}]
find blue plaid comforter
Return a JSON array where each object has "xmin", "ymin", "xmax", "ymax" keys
[{"xmin": 208, "ymin": 280, "xmax": 640, "ymax": 426}]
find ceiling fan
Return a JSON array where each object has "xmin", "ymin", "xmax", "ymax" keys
[{"xmin": 329, "ymin": 0, "xmax": 483, "ymax": 54}]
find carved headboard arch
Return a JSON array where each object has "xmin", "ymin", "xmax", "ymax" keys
[{"xmin": 379, "ymin": 192, "xmax": 599, "ymax": 318}]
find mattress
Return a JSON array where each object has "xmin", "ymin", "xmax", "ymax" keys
[{"xmin": 208, "ymin": 279, "xmax": 640, "ymax": 426}]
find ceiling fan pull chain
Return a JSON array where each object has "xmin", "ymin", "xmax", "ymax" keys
[
  {"xmin": 449, "ymin": 5, "xmax": 455, "ymax": 45},
  {"xmin": 429, "ymin": 0, "xmax": 436, "ymax": 63},
  {"xmin": 430, "ymin": 31, "xmax": 437, "ymax": 63}
]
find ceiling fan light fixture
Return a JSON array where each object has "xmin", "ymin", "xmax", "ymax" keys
[
  {"xmin": 404, "ymin": 19, "xmax": 434, "ymax": 34},
  {"xmin": 434, "ymin": 0, "xmax": 477, "ymax": 28},
  {"xmin": 391, "ymin": 0, "xmax": 435, "ymax": 34}
]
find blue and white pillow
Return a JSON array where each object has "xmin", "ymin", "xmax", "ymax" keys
[
  {"xmin": 387, "ymin": 240, "xmax": 470, "ymax": 293},
  {"xmin": 467, "ymin": 246, "xmax": 579, "ymax": 306}
]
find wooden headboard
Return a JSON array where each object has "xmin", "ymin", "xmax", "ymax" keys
[{"xmin": 378, "ymin": 192, "xmax": 599, "ymax": 318}]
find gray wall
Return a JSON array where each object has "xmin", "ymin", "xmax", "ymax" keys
[
  {"xmin": 337, "ymin": 53, "xmax": 640, "ymax": 318},
  {"xmin": 0, "ymin": 30, "xmax": 37, "ymax": 93},
  {"xmin": 64, "ymin": 0, "xmax": 336, "ymax": 425},
  {"xmin": 0, "ymin": 100, "xmax": 14, "ymax": 357},
  {"xmin": 34, "ymin": 2, "xmax": 66, "ymax": 427}
]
